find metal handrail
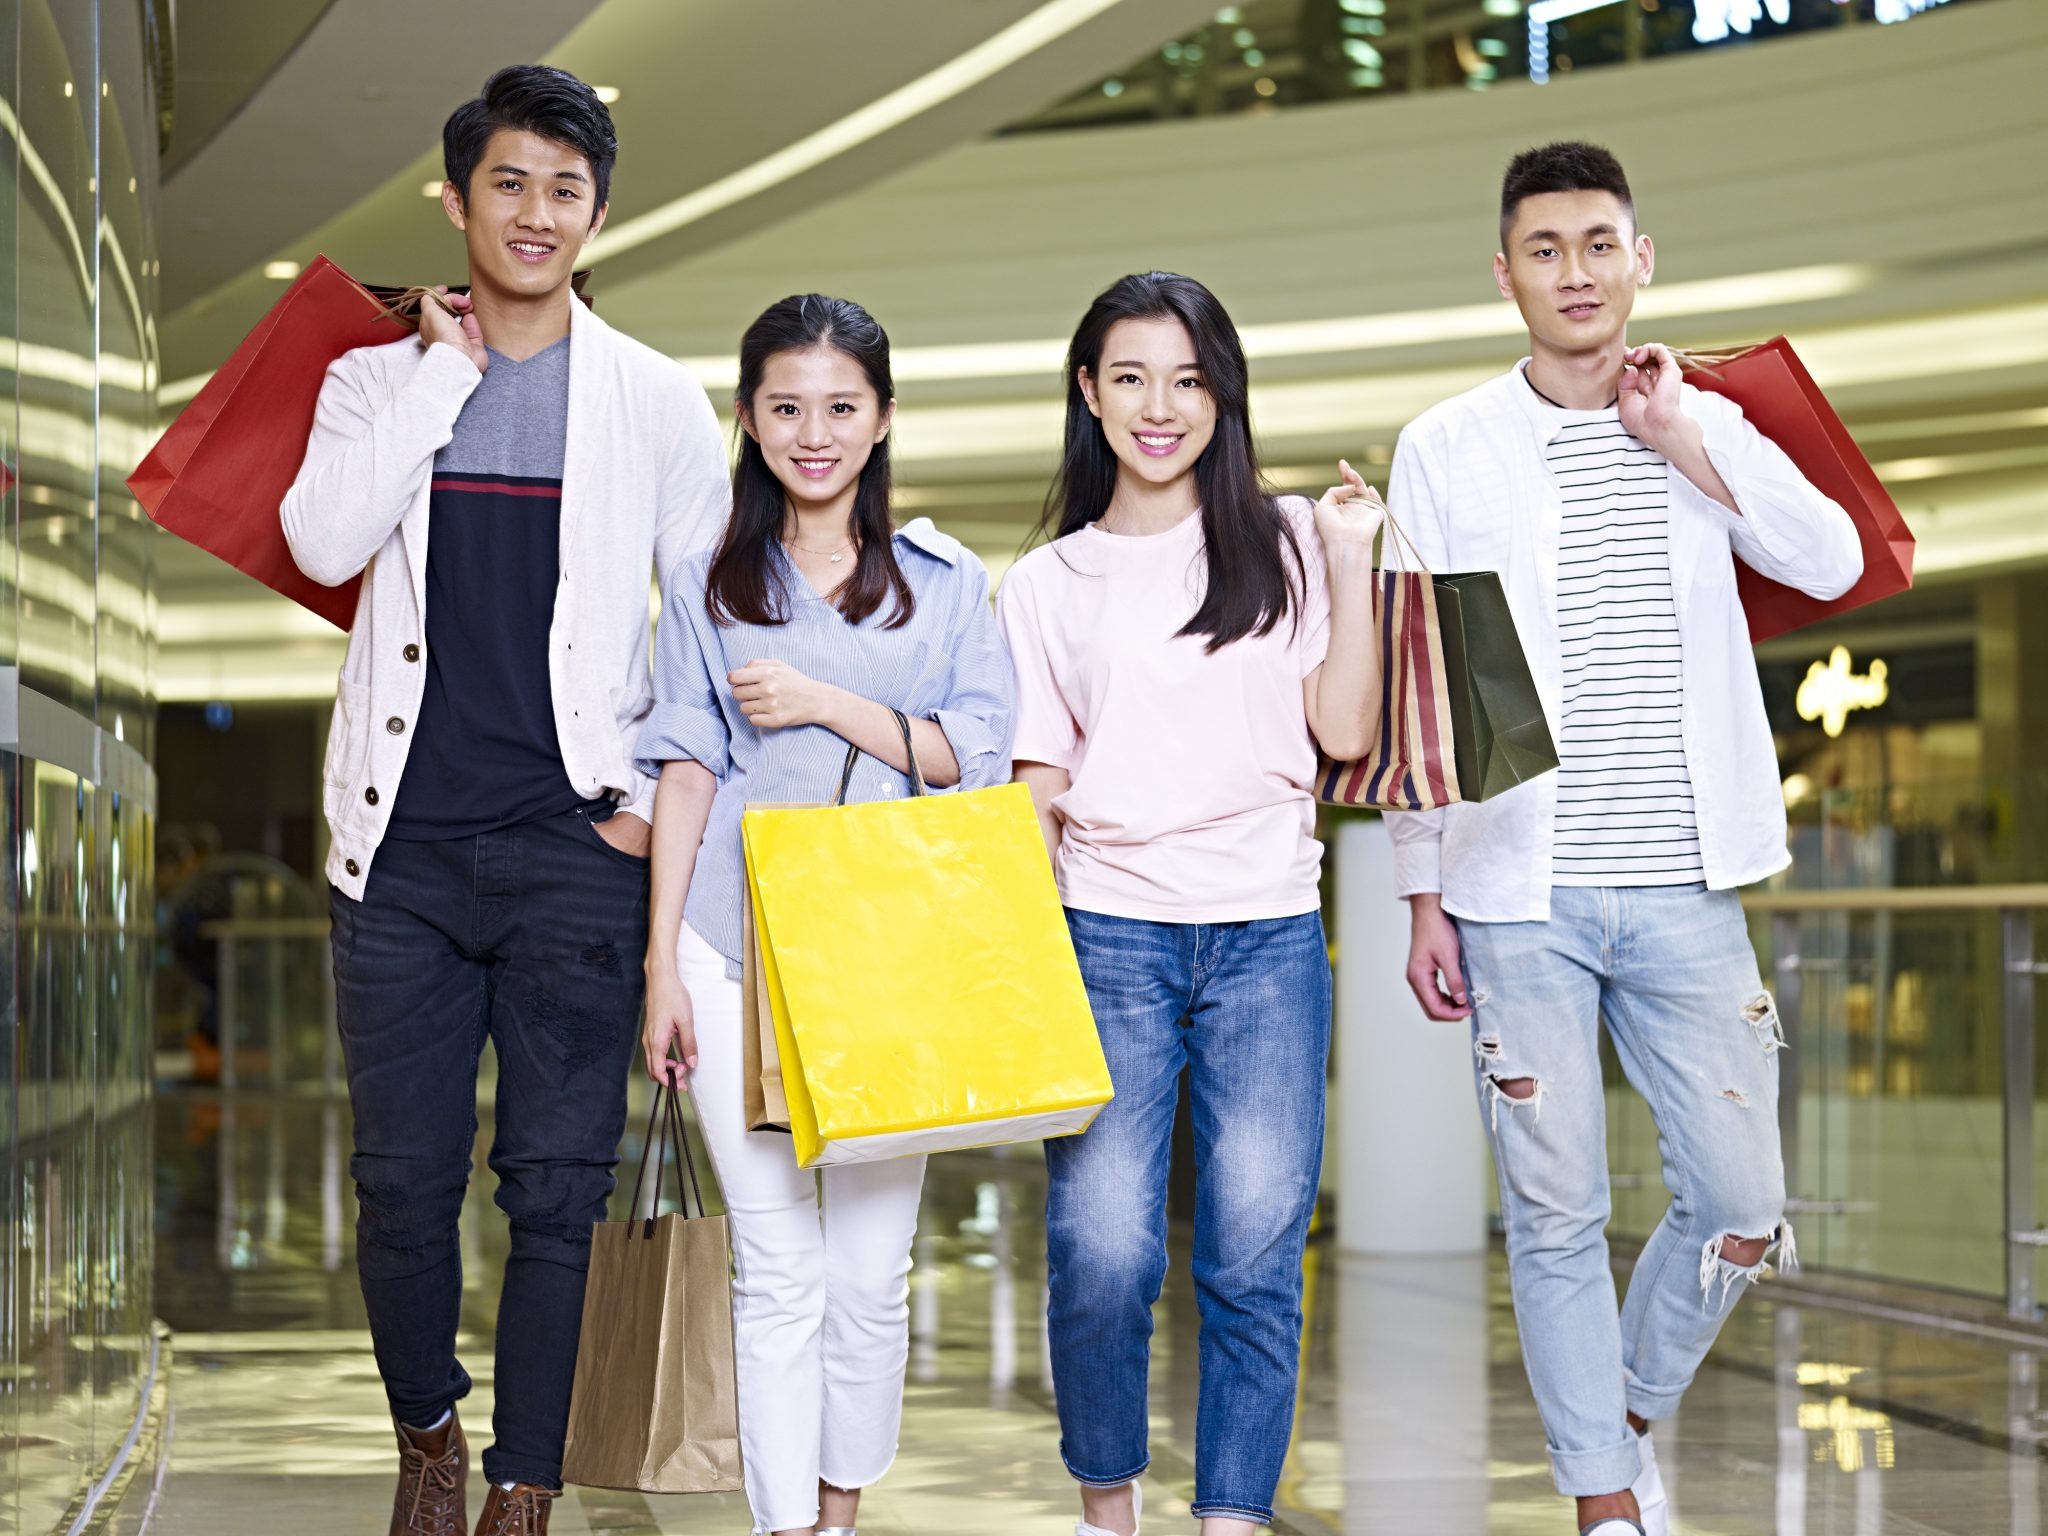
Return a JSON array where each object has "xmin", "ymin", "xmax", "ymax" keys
[
  {"xmin": 198, "ymin": 917, "xmax": 330, "ymax": 939},
  {"xmin": 1747, "ymin": 891, "xmax": 2043, "ymax": 1321},
  {"xmin": 1743, "ymin": 884, "xmax": 2048, "ymax": 913}
]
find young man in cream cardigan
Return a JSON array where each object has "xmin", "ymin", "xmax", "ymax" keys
[
  {"xmin": 282, "ymin": 65, "xmax": 724, "ymax": 1536},
  {"xmin": 1390, "ymin": 142, "xmax": 1860, "ymax": 1536}
]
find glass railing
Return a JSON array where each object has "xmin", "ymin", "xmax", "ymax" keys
[
  {"xmin": 1605, "ymin": 885, "xmax": 2047, "ymax": 1318},
  {"xmin": 1778, "ymin": 772, "xmax": 2048, "ymax": 891},
  {"xmin": 1006, "ymin": 0, "xmax": 1986, "ymax": 132}
]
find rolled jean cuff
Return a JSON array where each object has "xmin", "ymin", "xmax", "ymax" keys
[
  {"xmin": 1624, "ymin": 1368, "xmax": 1690, "ymax": 1423},
  {"xmin": 1063, "ymin": 1451, "xmax": 1150, "ymax": 1488},
  {"xmin": 1192, "ymin": 1503, "xmax": 1275, "ymax": 1524},
  {"xmin": 1547, "ymin": 1432, "xmax": 1644, "ymax": 1498}
]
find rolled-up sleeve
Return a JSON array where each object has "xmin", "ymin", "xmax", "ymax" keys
[
  {"xmin": 636, "ymin": 563, "xmax": 733, "ymax": 781},
  {"xmin": 932, "ymin": 558, "xmax": 1016, "ymax": 792}
]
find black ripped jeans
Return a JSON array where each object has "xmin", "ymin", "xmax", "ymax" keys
[{"xmin": 329, "ymin": 806, "xmax": 649, "ymax": 1488}]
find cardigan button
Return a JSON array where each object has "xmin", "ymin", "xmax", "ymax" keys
[
  {"xmin": 386, "ymin": 716, "xmax": 406, "ymax": 735},
  {"xmin": 365, "ymin": 787, "xmax": 379, "ymax": 806},
  {"xmin": 402, "ymin": 643, "xmax": 420, "ymax": 662},
  {"xmin": 344, "ymin": 859, "xmax": 360, "ymax": 877}
]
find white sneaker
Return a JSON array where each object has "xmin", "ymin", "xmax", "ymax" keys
[
  {"xmin": 1075, "ymin": 1479, "xmax": 1141, "ymax": 1536},
  {"xmin": 1581, "ymin": 1522, "xmax": 1646, "ymax": 1536},
  {"xmin": 1632, "ymin": 1430, "xmax": 1670, "ymax": 1536}
]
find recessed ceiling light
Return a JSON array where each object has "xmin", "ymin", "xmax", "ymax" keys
[
  {"xmin": 263, "ymin": 260, "xmax": 301, "ymax": 280},
  {"xmin": 594, "ymin": 85, "xmax": 621, "ymax": 104},
  {"xmin": 422, "ymin": 179, "xmax": 445, "ymax": 197}
]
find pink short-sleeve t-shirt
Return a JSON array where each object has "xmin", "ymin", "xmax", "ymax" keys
[{"xmin": 996, "ymin": 497, "xmax": 1330, "ymax": 923}]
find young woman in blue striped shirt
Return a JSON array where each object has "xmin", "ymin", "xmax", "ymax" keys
[{"xmin": 635, "ymin": 294, "xmax": 1014, "ymax": 1536}]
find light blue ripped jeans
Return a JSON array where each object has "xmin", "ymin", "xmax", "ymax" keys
[{"xmin": 1454, "ymin": 884, "xmax": 1794, "ymax": 1498}]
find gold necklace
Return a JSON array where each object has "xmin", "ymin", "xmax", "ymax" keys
[{"xmin": 785, "ymin": 536, "xmax": 854, "ymax": 564}]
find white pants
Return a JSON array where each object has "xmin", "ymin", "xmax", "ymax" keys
[{"xmin": 677, "ymin": 922, "xmax": 928, "ymax": 1534}]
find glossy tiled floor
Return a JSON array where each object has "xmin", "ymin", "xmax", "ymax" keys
[{"xmin": 149, "ymin": 1088, "xmax": 2047, "ymax": 1534}]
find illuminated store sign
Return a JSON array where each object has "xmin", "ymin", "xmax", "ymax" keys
[
  {"xmin": 1691, "ymin": 0, "xmax": 1791, "ymax": 45},
  {"xmin": 1796, "ymin": 646, "xmax": 1890, "ymax": 738},
  {"xmin": 1534, "ymin": 0, "xmax": 1952, "ymax": 82},
  {"xmin": 1875, "ymin": 0, "xmax": 1953, "ymax": 22}
]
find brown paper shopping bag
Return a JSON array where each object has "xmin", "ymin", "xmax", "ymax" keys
[
  {"xmin": 740, "ymin": 798, "xmax": 823, "ymax": 1135},
  {"xmin": 561, "ymin": 1089, "xmax": 742, "ymax": 1493},
  {"xmin": 740, "ymin": 880, "xmax": 789, "ymax": 1132}
]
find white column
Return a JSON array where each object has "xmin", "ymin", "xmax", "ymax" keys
[
  {"xmin": 1333, "ymin": 816, "xmax": 1489, "ymax": 1255},
  {"xmin": 1341, "ymin": 1254, "xmax": 1491, "ymax": 1528}
]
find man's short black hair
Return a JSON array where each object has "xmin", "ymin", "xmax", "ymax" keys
[
  {"xmin": 443, "ymin": 65, "xmax": 617, "ymax": 209},
  {"xmin": 1499, "ymin": 141, "xmax": 1634, "ymax": 245}
]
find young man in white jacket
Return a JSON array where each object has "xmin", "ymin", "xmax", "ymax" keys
[
  {"xmin": 1389, "ymin": 142, "xmax": 1861, "ymax": 1536},
  {"xmin": 281, "ymin": 66, "xmax": 725, "ymax": 1536}
]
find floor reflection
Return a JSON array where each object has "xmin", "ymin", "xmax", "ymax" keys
[{"xmin": 152, "ymin": 1087, "xmax": 2045, "ymax": 1533}]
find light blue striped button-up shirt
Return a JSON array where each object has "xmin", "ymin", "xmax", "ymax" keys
[{"xmin": 636, "ymin": 517, "xmax": 1016, "ymax": 978}]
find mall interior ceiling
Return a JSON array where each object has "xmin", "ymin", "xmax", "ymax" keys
[{"xmin": 147, "ymin": 0, "xmax": 2047, "ymax": 703}]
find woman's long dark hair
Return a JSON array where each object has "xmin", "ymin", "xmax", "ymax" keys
[
  {"xmin": 1036, "ymin": 271, "xmax": 1303, "ymax": 652},
  {"xmin": 707, "ymin": 294, "xmax": 913, "ymax": 629}
]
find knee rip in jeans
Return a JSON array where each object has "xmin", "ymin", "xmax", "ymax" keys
[
  {"xmin": 1699, "ymin": 1220, "xmax": 1797, "ymax": 1313},
  {"xmin": 356, "ymin": 1179, "xmax": 425, "ymax": 1254},
  {"xmin": 1481, "ymin": 1069, "xmax": 1541, "ymax": 1133},
  {"xmin": 1742, "ymin": 992, "xmax": 1787, "ymax": 1054}
]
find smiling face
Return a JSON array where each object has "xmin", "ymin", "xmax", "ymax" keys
[
  {"xmin": 443, "ymin": 127, "xmax": 606, "ymax": 304},
  {"xmin": 1493, "ymin": 188, "xmax": 1653, "ymax": 358},
  {"xmin": 1078, "ymin": 316, "xmax": 1217, "ymax": 492},
  {"xmin": 739, "ymin": 345, "xmax": 894, "ymax": 519}
]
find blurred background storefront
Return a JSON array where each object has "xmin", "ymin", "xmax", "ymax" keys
[{"xmin": 5, "ymin": 0, "xmax": 2046, "ymax": 1531}]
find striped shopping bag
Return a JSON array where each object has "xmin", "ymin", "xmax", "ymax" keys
[
  {"xmin": 1319, "ymin": 518, "xmax": 1556, "ymax": 811},
  {"xmin": 1319, "ymin": 568, "xmax": 1461, "ymax": 811}
]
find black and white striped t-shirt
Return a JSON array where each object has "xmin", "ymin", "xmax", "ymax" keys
[{"xmin": 1541, "ymin": 404, "xmax": 1705, "ymax": 887}]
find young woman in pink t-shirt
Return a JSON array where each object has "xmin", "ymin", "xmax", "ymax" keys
[{"xmin": 997, "ymin": 271, "xmax": 1384, "ymax": 1536}]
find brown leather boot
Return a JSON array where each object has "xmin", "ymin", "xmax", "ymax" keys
[
  {"xmin": 390, "ymin": 1410, "xmax": 467, "ymax": 1535},
  {"xmin": 472, "ymin": 1483, "xmax": 559, "ymax": 1535}
]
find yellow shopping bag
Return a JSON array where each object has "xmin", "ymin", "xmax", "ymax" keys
[{"xmin": 742, "ymin": 712, "xmax": 1111, "ymax": 1167}]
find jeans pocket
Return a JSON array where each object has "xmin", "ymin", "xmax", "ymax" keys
[{"xmin": 575, "ymin": 810, "xmax": 652, "ymax": 871}]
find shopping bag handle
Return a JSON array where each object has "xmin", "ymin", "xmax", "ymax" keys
[
  {"xmin": 831, "ymin": 707, "xmax": 928, "ymax": 805},
  {"xmin": 626, "ymin": 1084, "xmax": 710, "ymax": 1236},
  {"xmin": 1378, "ymin": 506, "xmax": 1430, "ymax": 576},
  {"xmin": 1669, "ymin": 341, "xmax": 1767, "ymax": 383}
]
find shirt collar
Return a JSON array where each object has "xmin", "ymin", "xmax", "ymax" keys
[{"xmin": 894, "ymin": 516, "xmax": 961, "ymax": 565}]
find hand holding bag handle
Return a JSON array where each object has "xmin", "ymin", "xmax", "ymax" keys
[{"xmin": 830, "ymin": 707, "xmax": 928, "ymax": 804}]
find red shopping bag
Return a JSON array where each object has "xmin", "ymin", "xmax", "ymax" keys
[
  {"xmin": 127, "ymin": 256, "xmax": 423, "ymax": 629},
  {"xmin": 127, "ymin": 256, "xmax": 590, "ymax": 631},
  {"xmin": 1678, "ymin": 337, "xmax": 1914, "ymax": 643}
]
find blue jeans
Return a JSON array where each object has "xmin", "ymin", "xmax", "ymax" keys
[
  {"xmin": 329, "ymin": 807, "xmax": 650, "ymax": 1488},
  {"xmin": 1455, "ymin": 885, "xmax": 1793, "ymax": 1497},
  {"xmin": 1046, "ymin": 908, "xmax": 1331, "ymax": 1527}
]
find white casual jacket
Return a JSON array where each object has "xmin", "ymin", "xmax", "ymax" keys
[
  {"xmin": 1385, "ymin": 362, "xmax": 1863, "ymax": 922},
  {"xmin": 282, "ymin": 301, "xmax": 728, "ymax": 900}
]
